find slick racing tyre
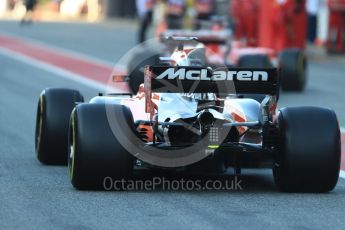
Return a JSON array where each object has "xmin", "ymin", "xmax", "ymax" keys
[
  {"xmin": 35, "ymin": 88, "xmax": 84, "ymax": 165},
  {"xmin": 238, "ymin": 54, "xmax": 273, "ymax": 102},
  {"xmin": 127, "ymin": 49, "xmax": 161, "ymax": 94},
  {"xmin": 279, "ymin": 48, "xmax": 307, "ymax": 91},
  {"xmin": 238, "ymin": 54, "xmax": 272, "ymax": 69},
  {"xmin": 68, "ymin": 104, "xmax": 135, "ymax": 190},
  {"xmin": 273, "ymin": 107, "xmax": 340, "ymax": 192}
]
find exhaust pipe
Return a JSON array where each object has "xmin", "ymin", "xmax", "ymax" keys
[{"xmin": 197, "ymin": 110, "xmax": 214, "ymax": 127}]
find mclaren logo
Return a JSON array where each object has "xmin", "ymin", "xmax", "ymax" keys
[{"xmin": 156, "ymin": 68, "xmax": 268, "ymax": 81}]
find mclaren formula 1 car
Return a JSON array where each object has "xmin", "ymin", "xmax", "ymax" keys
[{"xmin": 35, "ymin": 37, "xmax": 340, "ymax": 192}]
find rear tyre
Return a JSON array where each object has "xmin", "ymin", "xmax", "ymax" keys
[
  {"xmin": 35, "ymin": 88, "xmax": 84, "ymax": 165},
  {"xmin": 237, "ymin": 54, "xmax": 273, "ymax": 102},
  {"xmin": 238, "ymin": 54, "xmax": 272, "ymax": 68},
  {"xmin": 68, "ymin": 104, "xmax": 135, "ymax": 190},
  {"xmin": 273, "ymin": 107, "xmax": 340, "ymax": 192},
  {"xmin": 279, "ymin": 48, "xmax": 307, "ymax": 91}
]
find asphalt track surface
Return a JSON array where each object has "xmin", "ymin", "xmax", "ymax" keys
[{"xmin": 0, "ymin": 20, "xmax": 345, "ymax": 230}]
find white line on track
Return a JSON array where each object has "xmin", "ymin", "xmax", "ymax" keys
[
  {"xmin": 0, "ymin": 47, "xmax": 106, "ymax": 91},
  {"xmin": 0, "ymin": 31, "xmax": 115, "ymax": 67},
  {"xmin": 340, "ymin": 171, "xmax": 345, "ymax": 179},
  {"xmin": 340, "ymin": 127, "xmax": 345, "ymax": 133}
]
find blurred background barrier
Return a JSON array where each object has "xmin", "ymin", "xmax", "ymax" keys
[
  {"xmin": 101, "ymin": 0, "xmax": 136, "ymax": 18},
  {"xmin": 0, "ymin": 0, "xmax": 344, "ymax": 54}
]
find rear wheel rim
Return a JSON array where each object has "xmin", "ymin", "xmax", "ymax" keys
[
  {"xmin": 68, "ymin": 111, "xmax": 76, "ymax": 180},
  {"xmin": 296, "ymin": 53, "xmax": 306, "ymax": 89},
  {"xmin": 35, "ymin": 95, "xmax": 44, "ymax": 156}
]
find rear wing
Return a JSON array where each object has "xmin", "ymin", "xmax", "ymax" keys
[
  {"xmin": 144, "ymin": 65, "xmax": 279, "ymax": 115},
  {"xmin": 161, "ymin": 29, "xmax": 231, "ymax": 45},
  {"xmin": 145, "ymin": 66, "xmax": 279, "ymax": 94}
]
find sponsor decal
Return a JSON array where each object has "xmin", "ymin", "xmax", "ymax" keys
[{"xmin": 156, "ymin": 68, "xmax": 269, "ymax": 81}]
